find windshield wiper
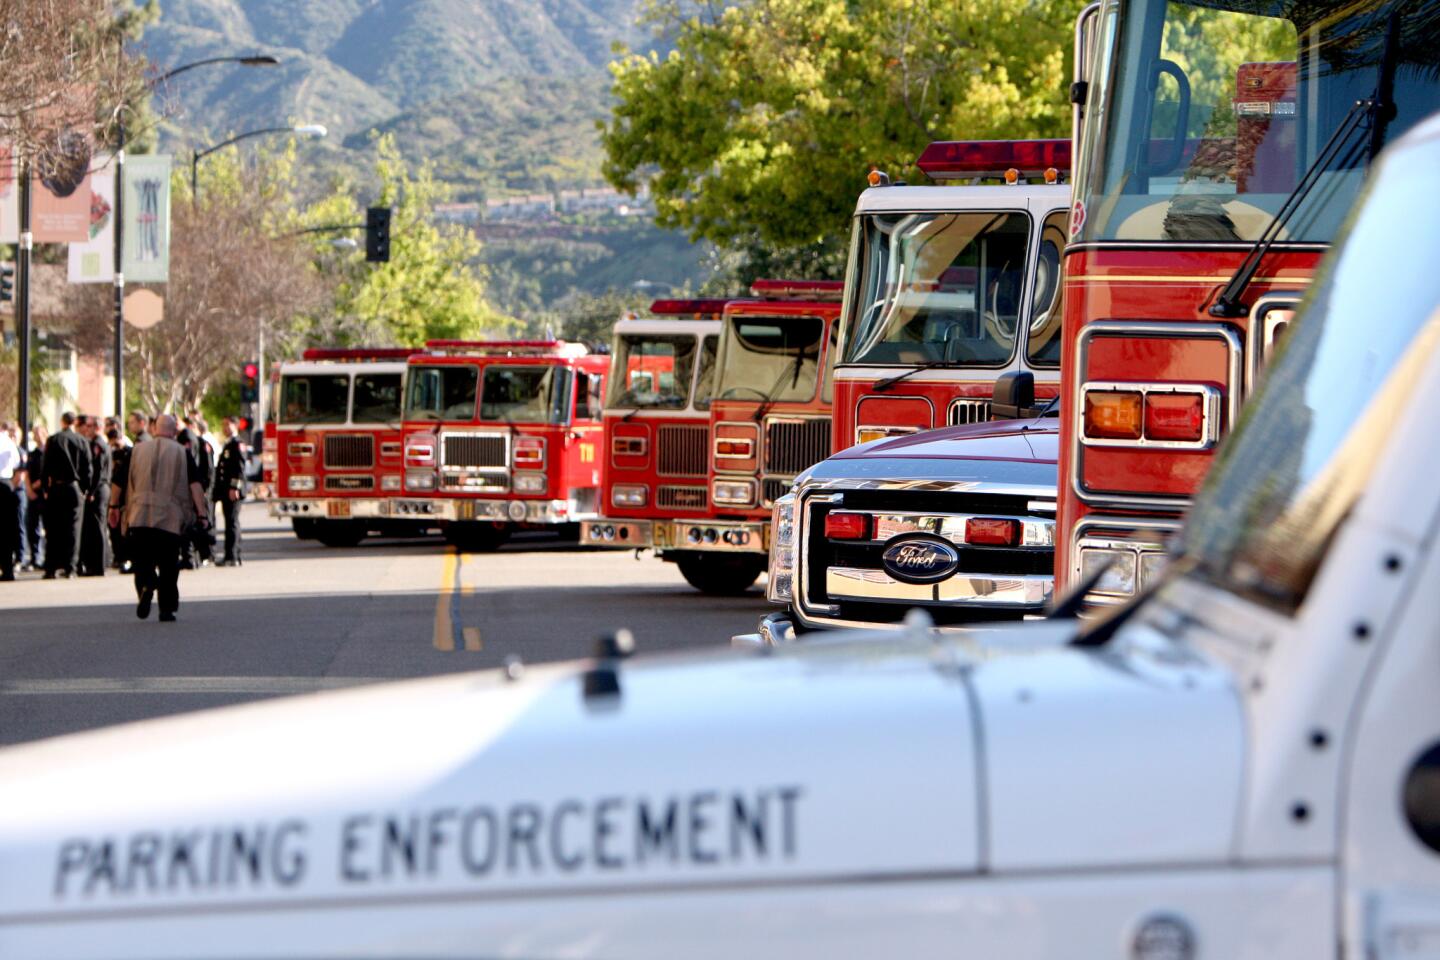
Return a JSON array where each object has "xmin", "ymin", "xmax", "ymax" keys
[
  {"xmin": 1210, "ymin": 14, "xmax": 1400, "ymax": 319},
  {"xmin": 753, "ymin": 353, "xmax": 810, "ymax": 423},
  {"xmin": 874, "ymin": 359, "xmax": 960, "ymax": 392}
]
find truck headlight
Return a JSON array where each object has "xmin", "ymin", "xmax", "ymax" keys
[
  {"xmin": 514, "ymin": 472, "xmax": 547, "ymax": 494},
  {"xmin": 288, "ymin": 475, "xmax": 315, "ymax": 492},
  {"xmin": 405, "ymin": 470, "xmax": 436, "ymax": 492},
  {"xmin": 714, "ymin": 480, "xmax": 756, "ymax": 506},
  {"xmin": 1078, "ymin": 546, "xmax": 1138, "ymax": 597},
  {"xmin": 380, "ymin": 475, "xmax": 402, "ymax": 491},
  {"xmin": 612, "ymin": 484, "xmax": 647, "ymax": 507},
  {"xmin": 767, "ymin": 493, "xmax": 797, "ymax": 603}
]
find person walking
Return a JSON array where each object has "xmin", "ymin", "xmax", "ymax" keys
[
  {"xmin": 41, "ymin": 412, "xmax": 90, "ymax": 579},
  {"xmin": 110, "ymin": 414, "xmax": 209, "ymax": 622},
  {"xmin": 0, "ymin": 421, "xmax": 21, "ymax": 581},
  {"xmin": 214, "ymin": 417, "xmax": 247, "ymax": 566},
  {"xmin": 126, "ymin": 411, "xmax": 151, "ymax": 445},
  {"xmin": 107, "ymin": 427, "xmax": 133, "ymax": 573},
  {"xmin": 24, "ymin": 424, "xmax": 46, "ymax": 572},
  {"xmin": 78, "ymin": 416, "xmax": 112, "ymax": 577}
]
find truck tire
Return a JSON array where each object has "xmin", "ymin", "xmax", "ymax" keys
[
  {"xmin": 444, "ymin": 522, "xmax": 511, "ymax": 552},
  {"xmin": 314, "ymin": 522, "xmax": 367, "ymax": 548},
  {"xmin": 292, "ymin": 518, "xmax": 320, "ymax": 540},
  {"xmin": 675, "ymin": 552, "xmax": 765, "ymax": 595}
]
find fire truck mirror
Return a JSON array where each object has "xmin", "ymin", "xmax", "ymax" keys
[{"xmin": 991, "ymin": 372, "xmax": 1036, "ymax": 420}]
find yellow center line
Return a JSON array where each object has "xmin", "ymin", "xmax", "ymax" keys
[{"xmin": 432, "ymin": 549, "xmax": 459, "ymax": 651}]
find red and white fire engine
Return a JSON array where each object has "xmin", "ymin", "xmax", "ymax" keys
[
  {"xmin": 396, "ymin": 340, "xmax": 610, "ymax": 550},
  {"xmin": 266, "ymin": 348, "xmax": 427, "ymax": 548},
  {"xmin": 658, "ymin": 280, "xmax": 844, "ymax": 593},
  {"xmin": 1056, "ymin": 0, "xmax": 1440, "ymax": 602},
  {"xmin": 580, "ymin": 299, "xmax": 726, "ymax": 552},
  {"xmin": 831, "ymin": 141, "xmax": 1072, "ymax": 450}
]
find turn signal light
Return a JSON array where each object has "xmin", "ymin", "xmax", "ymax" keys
[
  {"xmin": 612, "ymin": 436, "xmax": 647, "ymax": 457},
  {"xmin": 1083, "ymin": 391, "xmax": 1143, "ymax": 440},
  {"xmin": 514, "ymin": 437, "xmax": 545, "ymax": 467},
  {"xmin": 1143, "ymin": 394, "xmax": 1205, "ymax": 442},
  {"xmin": 965, "ymin": 517, "xmax": 1019, "ymax": 546},
  {"xmin": 824, "ymin": 512, "xmax": 871, "ymax": 540},
  {"xmin": 715, "ymin": 437, "xmax": 754, "ymax": 458}
]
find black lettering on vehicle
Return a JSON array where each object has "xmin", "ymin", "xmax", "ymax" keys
[
  {"xmin": 124, "ymin": 832, "xmax": 162, "ymax": 893},
  {"xmin": 778, "ymin": 786, "xmax": 803, "ymax": 858},
  {"xmin": 507, "ymin": 804, "xmax": 543, "ymax": 873},
  {"xmin": 166, "ymin": 831, "xmax": 201, "ymax": 891},
  {"xmin": 593, "ymin": 797, "xmax": 623, "ymax": 870},
  {"xmin": 635, "ymin": 798, "xmax": 678, "ymax": 864},
  {"xmin": 83, "ymin": 840, "xmax": 118, "ymax": 896},
  {"xmin": 54, "ymin": 840, "xmax": 88, "ymax": 898},
  {"xmin": 460, "ymin": 806, "xmax": 498, "ymax": 876},
  {"xmin": 381, "ymin": 815, "xmax": 419, "ymax": 879},
  {"xmin": 272, "ymin": 820, "xmax": 307, "ymax": 887},
  {"xmin": 340, "ymin": 816, "xmax": 371, "ymax": 883},
  {"xmin": 549, "ymin": 800, "xmax": 584, "ymax": 872},
  {"xmin": 730, "ymin": 793, "xmax": 767, "ymax": 860},
  {"xmin": 688, "ymin": 792, "xmax": 718, "ymax": 865},
  {"xmin": 207, "ymin": 828, "xmax": 223, "ymax": 887},
  {"xmin": 425, "ymin": 808, "xmax": 456, "ymax": 877},
  {"xmin": 227, "ymin": 826, "xmax": 266, "ymax": 886}
]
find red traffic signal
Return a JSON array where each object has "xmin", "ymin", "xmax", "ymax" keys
[{"xmin": 240, "ymin": 360, "xmax": 260, "ymax": 403}]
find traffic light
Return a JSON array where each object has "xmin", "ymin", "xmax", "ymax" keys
[
  {"xmin": 365, "ymin": 206, "xmax": 391, "ymax": 263},
  {"xmin": 0, "ymin": 264, "xmax": 13, "ymax": 303},
  {"xmin": 238, "ymin": 416, "xmax": 252, "ymax": 433},
  {"xmin": 240, "ymin": 361, "xmax": 260, "ymax": 403}
]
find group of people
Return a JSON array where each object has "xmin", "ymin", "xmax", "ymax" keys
[{"xmin": 0, "ymin": 411, "xmax": 248, "ymax": 621}]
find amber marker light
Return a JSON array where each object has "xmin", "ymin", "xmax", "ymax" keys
[{"xmin": 1083, "ymin": 390, "xmax": 1144, "ymax": 440}]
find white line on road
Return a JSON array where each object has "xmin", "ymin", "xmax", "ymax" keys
[{"xmin": 0, "ymin": 677, "xmax": 383, "ymax": 695}]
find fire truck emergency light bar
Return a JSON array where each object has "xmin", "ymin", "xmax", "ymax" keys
[
  {"xmin": 300, "ymin": 348, "xmax": 422, "ymax": 361},
  {"xmin": 423, "ymin": 339, "xmax": 589, "ymax": 357},
  {"xmin": 917, "ymin": 139, "xmax": 1072, "ymax": 182},
  {"xmin": 749, "ymin": 279, "xmax": 845, "ymax": 302},
  {"xmin": 648, "ymin": 299, "xmax": 731, "ymax": 317}
]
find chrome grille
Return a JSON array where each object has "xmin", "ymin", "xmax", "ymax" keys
[
  {"xmin": 949, "ymin": 400, "xmax": 992, "ymax": 426},
  {"xmin": 324, "ymin": 434, "xmax": 374, "ymax": 469},
  {"xmin": 764, "ymin": 418, "xmax": 830, "ymax": 476},
  {"xmin": 657, "ymin": 425, "xmax": 707, "ymax": 477},
  {"xmin": 325, "ymin": 475, "xmax": 374, "ymax": 491},
  {"xmin": 762, "ymin": 478, "xmax": 791, "ymax": 507},
  {"xmin": 658, "ymin": 485, "xmax": 707, "ymax": 510},
  {"xmin": 442, "ymin": 434, "xmax": 507, "ymax": 469}
]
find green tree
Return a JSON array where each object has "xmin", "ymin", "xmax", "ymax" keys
[{"xmin": 603, "ymin": 0, "xmax": 1083, "ymax": 271}]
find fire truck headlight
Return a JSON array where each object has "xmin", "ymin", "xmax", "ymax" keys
[
  {"xmin": 612, "ymin": 484, "xmax": 647, "ymax": 507},
  {"xmin": 713, "ymin": 480, "xmax": 756, "ymax": 506},
  {"xmin": 262, "ymin": 451, "xmax": 277, "ymax": 469},
  {"xmin": 767, "ymin": 493, "xmax": 797, "ymax": 603},
  {"xmin": 380, "ymin": 475, "xmax": 402, "ymax": 492},
  {"xmin": 1078, "ymin": 546, "xmax": 1138, "ymax": 598},
  {"xmin": 289, "ymin": 475, "xmax": 316, "ymax": 492},
  {"xmin": 405, "ymin": 470, "xmax": 436, "ymax": 492},
  {"xmin": 514, "ymin": 472, "xmax": 547, "ymax": 494},
  {"xmin": 1139, "ymin": 549, "xmax": 1170, "ymax": 588}
]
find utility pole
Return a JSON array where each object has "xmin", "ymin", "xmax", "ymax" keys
[
  {"xmin": 113, "ymin": 114, "xmax": 126, "ymax": 419},
  {"xmin": 16, "ymin": 161, "xmax": 31, "ymax": 431}
]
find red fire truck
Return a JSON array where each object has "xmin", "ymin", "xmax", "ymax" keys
[
  {"xmin": 581, "ymin": 299, "xmax": 726, "ymax": 551},
  {"xmin": 831, "ymin": 141, "xmax": 1072, "ymax": 450},
  {"xmin": 1057, "ymin": 0, "xmax": 1440, "ymax": 601},
  {"xmin": 267, "ymin": 348, "xmax": 427, "ymax": 548},
  {"xmin": 397, "ymin": 340, "xmax": 610, "ymax": 550},
  {"xmin": 660, "ymin": 280, "xmax": 844, "ymax": 593}
]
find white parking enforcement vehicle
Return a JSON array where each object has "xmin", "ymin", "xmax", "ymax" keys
[{"xmin": 2, "ymin": 118, "xmax": 1440, "ymax": 960}]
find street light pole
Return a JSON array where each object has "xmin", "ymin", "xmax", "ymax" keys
[{"xmin": 191, "ymin": 124, "xmax": 327, "ymax": 203}]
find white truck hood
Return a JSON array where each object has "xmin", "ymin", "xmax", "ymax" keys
[{"xmin": 0, "ymin": 631, "xmax": 1242, "ymax": 938}]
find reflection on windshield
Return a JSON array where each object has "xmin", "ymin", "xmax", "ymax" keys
[
  {"xmin": 842, "ymin": 212, "xmax": 1029, "ymax": 366},
  {"xmin": 1027, "ymin": 210, "xmax": 1068, "ymax": 366},
  {"xmin": 280, "ymin": 375, "xmax": 348, "ymax": 424},
  {"xmin": 481, "ymin": 365, "xmax": 571, "ymax": 424},
  {"xmin": 405, "ymin": 365, "xmax": 478, "ymax": 422},
  {"xmin": 1078, "ymin": 0, "xmax": 1440, "ymax": 243},
  {"xmin": 352, "ymin": 374, "xmax": 402, "ymax": 424},
  {"xmin": 1181, "ymin": 156, "xmax": 1440, "ymax": 614},
  {"xmin": 606, "ymin": 335, "xmax": 697, "ymax": 409},
  {"xmin": 694, "ymin": 335, "xmax": 719, "ymax": 411},
  {"xmin": 717, "ymin": 317, "xmax": 824, "ymax": 404}
]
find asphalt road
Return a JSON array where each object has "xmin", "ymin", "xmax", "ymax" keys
[{"xmin": 0, "ymin": 504, "xmax": 770, "ymax": 747}]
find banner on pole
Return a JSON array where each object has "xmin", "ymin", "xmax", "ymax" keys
[
  {"xmin": 0, "ymin": 143, "xmax": 19, "ymax": 244},
  {"xmin": 122, "ymin": 154, "xmax": 171, "ymax": 283},
  {"xmin": 32, "ymin": 162, "xmax": 91, "ymax": 243},
  {"xmin": 67, "ymin": 155, "xmax": 116, "ymax": 283}
]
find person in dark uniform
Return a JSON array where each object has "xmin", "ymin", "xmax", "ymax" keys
[
  {"xmin": 214, "ymin": 417, "xmax": 247, "ymax": 566},
  {"xmin": 126, "ymin": 410, "xmax": 151, "ymax": 445},
  {"xmin": 0, "ymin": 421, "xmax": 21, "ymax": 581},
  {"xmin": 41, "ymin": 412, "xmax": 91, "ymax": 579},
  {"xmin": 78, "ymin": 416, "xmax": 112, "ymax": 577},
  {"xmin": 24, "ymin": 423, "xmax": 46, "ymax": 571},
  {"xmin": 176, "ymin": 427, "xmax": 214, "ymax": 568},
  {"xmin": 107, "ymin": 427, "xmax": 133, "ymax": 572}
]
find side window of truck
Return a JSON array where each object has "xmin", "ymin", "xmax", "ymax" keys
[{"xmin": 1026, "ymin": 210, "xmax": 1068, "ymax": 367}]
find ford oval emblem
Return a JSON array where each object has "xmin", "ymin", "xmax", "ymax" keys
[{"xmin": 881, "ymin": 533, "xmax": 962, "ymax": 585}]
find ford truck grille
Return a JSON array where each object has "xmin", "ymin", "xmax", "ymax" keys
[
  {"xmin": 442, "ymin": 434, "xmax": 507, "ymax": 469},
  {"xmin": 324, "ymin": 434, "xmax": 374, "ymax": 469},
  {"xmin": 948, "ymin": 400, "xmax": 991, "ymax": 426},
  {"xmin": 657, "ymin": 425, "xmax": 707, "ymax": 477},
  {"xmin": 658, "ymin": 485, "xmax": 707, "ymax": 510},
  {"xmin": 764, "ymin": 418, "xmax": 830, "ymax": 476}
]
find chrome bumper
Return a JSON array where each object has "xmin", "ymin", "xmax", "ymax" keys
[
  {"xmin": 825, "ymin": 568, "xmax": 1052, "ymax": 608},
  {"xmin": 731, "ymin": 612, "xmax": 798, "ymax": 649},
  {"xmin": 270, "ymin": 498, "xmax": 397, "ymax": 520},
  {"xmin": 396, "ymin": 497, "xmax": 577, "ymax": 525},
  {"xmin": 657, "ymin": 519, "xmax": 769, "ymax": 554},
  {"xmin": 580, "ymin": 519, "xmax": 654, "ymax": 548}
]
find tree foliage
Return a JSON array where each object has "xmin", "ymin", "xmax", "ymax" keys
[{"xmin": 603, "ymin": 0, "xmax": 1083, "ymax": 265}]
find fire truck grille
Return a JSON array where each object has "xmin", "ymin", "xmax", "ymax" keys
[
  {"xmin": 764, "ymin": 418, "xmax": 831, "ymax": 476},
  {"xmin": 657, "ymin": 425, "xmax": 708, "ymax": 477},
  {"xmin": 762, "ymin": 478, "xmax": 791, "ymax": 507},
  {"xmin": 324, "ymin": 434, "xmax": 374, "ymax": 469},
  {"xmin": 325, "ymin": 475, "xmax": 374, "ymax": 492},
  {"xmin": 442, "ymin": 434, "xmax": 507, "ymax": 469},
  {"xmin": 657, "ymin": 485, "xmax": 707, "ymax": 511},
  {"xmin": 948, "ymin": 400, "xmax": 992, "ymax": 426}
]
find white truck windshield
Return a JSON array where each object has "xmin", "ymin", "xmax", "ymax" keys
[{"xmin": 606, "ymin": 334, "xmax": 699, "ymax": 410}]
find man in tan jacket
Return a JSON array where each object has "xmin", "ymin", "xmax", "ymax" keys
[{"xmin": 108, "ymin": 415, "xmax": 210, "ymax": 622}]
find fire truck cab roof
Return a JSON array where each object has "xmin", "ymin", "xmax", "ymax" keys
[{"xmin": 854, "ymin": 182, "xmax": 1070, "ymax": 215}]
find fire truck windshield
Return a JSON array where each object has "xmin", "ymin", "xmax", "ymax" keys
[
  {"xmin": 1076, "ymin": 0, "xmax": 1440, "ymax": 244},
  {"xmin": 352, "ymin": 374, "xmax": 402, "ymax": 424},
  {"xmin": 279, "ymin": 374, "xmax": 349, "ymax": 425},
  {"xmin": 404, "ymin": 365, "xmax": 478, "ymax": 422},
  {"xmin": 717, "ymin": 317, "xmax": 824, "ymax": 404},
  {"xmin": 480, "ymin": 365, "xmax": 572, "ymax": 424},
  {"xmin": 606, "ymin": 334, "xmax": 699, "ymax": 410},
  {"xmin": 841, "ymin": 211, "xmax": 1030, "ymax": 367}
]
